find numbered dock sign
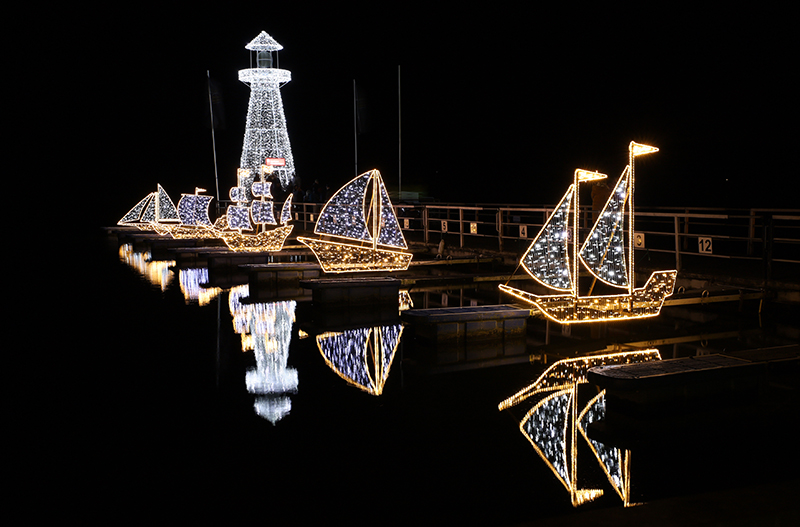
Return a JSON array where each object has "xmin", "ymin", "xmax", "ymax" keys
[
  {"xmin": 698, "ymin": 237, "xmax": 713, "ymax": 254},
  {"xmin": 520, "ymin": 225, "xmax": 527, "ymax": 238},
  {"xmin": 441, "ymin": 220, "xmax": 448, "ymax": 233},
  {"xmin": 635, "ymin": 232, "xmax": 645, "ymax": 248}
]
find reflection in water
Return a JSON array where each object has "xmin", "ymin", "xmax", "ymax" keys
[
  {"xmin": 399, "ymin": 290, "xmax": 413, "ymax": 311},
  {"xmin": 118, "ymin": 243, "xmax": 175, "ymax": 291},
  {"xmin": 317, "ymin": 324, "xmax": 402, "ymax": 395},
  {"xmin": 499, "ymin": 350, "xmax": 661, "ymax": 507},
  {"xmin": 178, "ymin": 267, "xmax": 222, "ymax": 306},
  {"xmin": 229, "ymin": 284, "xmax": 298, "ymax": 424}
]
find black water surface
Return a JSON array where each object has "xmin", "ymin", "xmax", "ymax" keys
[{"xmin": 50, "ymin": 231, "xmax": 797, "ymax": 525}]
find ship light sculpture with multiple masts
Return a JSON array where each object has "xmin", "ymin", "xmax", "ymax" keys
[
  {"xmin": 298, "ymin": 169, "xmax": 413, "ymax": 272},
  {"xmin": 499, "ymin": 142, "xmax": 677, "ymax": 324},
  {"xmin": 218, "ymin": 166, "xmax": 294, "ymax": 252}
]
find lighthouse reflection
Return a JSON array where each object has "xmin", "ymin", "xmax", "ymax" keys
[
  {"xmin": 229, "ymin": 284, "xmax": 298, "ymax": 424},
  {"xmin": 499, "ymin": 350, "xmax": 661, "ymax": 507}
]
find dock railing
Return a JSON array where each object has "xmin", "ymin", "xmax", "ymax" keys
[{"xmin": 287, "ymin": 201, "xmax": 798, "ymax": 280}]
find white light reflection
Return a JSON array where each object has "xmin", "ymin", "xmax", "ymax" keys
[{"xmin": 229, "ymin": 284, "xmax": 298, "ymax": 424}]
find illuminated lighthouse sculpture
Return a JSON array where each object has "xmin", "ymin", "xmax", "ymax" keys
[{"xmin": 238, "ymin": 31, "xmax": 296, "ymax": 195}]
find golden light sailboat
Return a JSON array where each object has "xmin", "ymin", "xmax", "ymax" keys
[
  {"xmin": 117, "ymin": 183, "xmax": 180, "ymax": 235},
  {"xmin": 499, "ymin": 142, "xmax": 677, "ymax": 324},
  {"xmin": 298, "ymin": 169, "xmax": 413, "ymax": 272}
]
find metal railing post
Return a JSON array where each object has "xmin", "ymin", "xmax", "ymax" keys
[
  {"xmin": 459, "ymin": 207, "xmax": 464, "ymax": 247},
  {"xmin": 674, "ymin": 216, "xmax": 682, "ymax": 272},
  {"xmin": 423, "ymin": 206, "xmax": 429, "ymax": 244}
]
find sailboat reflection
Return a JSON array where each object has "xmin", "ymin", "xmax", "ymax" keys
[
  {"xmin": 118, "ymin": 243, "xmax": 175, "ymax": 291},
  {"xmin": 499, "ymin": 350, "xmax": 661, "ymax": 507},
  {"xmin": 316, "ymin": 324, "xmax": 403, "ymax": 396},
  {"xmin": 229, "ymin": 284, "xmax": 298, "ymax": 423}
]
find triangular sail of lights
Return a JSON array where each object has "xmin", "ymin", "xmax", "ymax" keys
[
  {"xmin": 498, "ymin": 350, "xmax": 661, "ymax": 507},
  {"xmin": 577, "ymin": 391, "xmax": 635, "ymax": 507},
  {"xmin": 316, "ymin": 324, "xmax": 403, "ymax": 395},
  {"xmin": 579, "ymin": 168, "xmax": 630, "ymax": 288},
  {"xmin": 118, "ymin": 184, "xmax": 180, "ymax": 235},
  {"xmin": 521, "ymin": 185, "xmax": 575, "ymax": 291},
  {"xmin": 298, "ymin": 169, "xmax": 412, "ymax": 272},
  {"xmin": 499, "ymin": 142, "xmax": 677, "ymax": 324}
]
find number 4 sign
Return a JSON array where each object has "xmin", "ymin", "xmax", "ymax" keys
[{"xmin": 698, "ymin": 237, "xmax": 713, "ymax": 254}]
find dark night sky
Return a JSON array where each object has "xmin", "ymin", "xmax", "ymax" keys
[{"xmin": 56, "ymin": 5, "xmax": 795, "ymax": 228}]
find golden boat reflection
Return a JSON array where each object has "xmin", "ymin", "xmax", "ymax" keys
[
  {"xmin": 229, "ymin": 284, "xmax": 298, "ymax": 423},
  {"xmin": 499, "ymin": 350, "xmax": 661, "ymax": 507},
  {"xmin": 118, "ymin": 243, "xmax": 175, "ymax": 291},
  {"xmin": 316, "ymin": 324, "xmax": 403, "ymax": 396}
]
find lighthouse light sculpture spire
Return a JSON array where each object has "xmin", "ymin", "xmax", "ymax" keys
[{"xmin": 238, "ymin": 31, "xmax": 296, "ymax": 196}]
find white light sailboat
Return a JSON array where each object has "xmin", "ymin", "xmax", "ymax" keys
[
  {"xmin": 219, "ymin": 167, "xmax": 294, "ymax": 252},
  {"xmin": 499, "ymin": 142, "xmax": 677, "ymax": 324},
  {"xmin": 117, "ymin": 184, "xmax": 180, "ymax": 235},
  {"xmin": 298, "ymin": 169, "xmax": 413, "ymax": 272}
]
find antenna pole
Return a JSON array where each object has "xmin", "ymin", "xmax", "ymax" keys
[
  {"xmin": 353, "ymin": 79, "xmax": 358, "ymax": 177},
  {"xmin": 207, "ymin": 70, "xmax": 221, "ymax": 217},
  {"xmin": 398, "ymin": 65, "xmax": 402, "ymax": 201}
]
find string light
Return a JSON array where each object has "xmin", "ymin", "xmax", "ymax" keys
[
  {"xmin": 118, "ymin": 184, "xmax": 180, "ymax": 234},
  {"xmin": 577, "ymin": 391, "xmax": 636, "ymax": 507},
  {"xmin": 239, "ymin": 31, "xmax": 295, "ymax": 192},
  {"xmin": 579, "ymin": 169, "xmax": 629, "ymax": 287},
  {"xmin": 316, "ymin": 324, "xmax": 403, "ymax": 395},
  {"xmin": 228, "ymin": 284, "xmax": 298, "ymax": 423},
  {"xmin": 219, "ymin": 168, "xmax": 294, "ymax": 252},
  {"xmin": 177, "ymin": 267, "xmax": 222, "ymax": 306},
  {"xmin": 499, "ymin": 350, "xmax": 660, "ymax": 507},
  {"xmin": 500, "ymin": 143, "xmax": 676, "ymax": 323},
  {"xmin": 522, "ymin": 185, "xmax": 574, "ymax": 290},
  {"xmin": 298, "ymin": 170, "xmax": 412, "ymax": 272},
  {"xmin": 117, "ymin": 243, "xmax": 175, "ymax": 291}
]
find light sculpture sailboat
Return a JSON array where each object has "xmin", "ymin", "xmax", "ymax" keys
[
  {"xmin": 219, "ymin": 166, "xmax": 294, "ymax": 252},
  {"xmin": 118, "ymin": 184, "xmax": 180, "ymax": 235},
  {"xmin": 498, "ymin": 350, "xmax": 661, "ymax": 507},
  {"xmin": 316, "ymin": 324, "xmax": 403, "ymax": 395},
  {"xmin": 298, "ymin": 169, "xmax": 413, "ymax": 272},
  {"xmin": 499, "ymin": 142, "xmax": 677, "ymax": 323}
]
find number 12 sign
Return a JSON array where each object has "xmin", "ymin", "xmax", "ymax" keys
[{"xmin": 698, "ymin": 237, "xmax": 713, "ymax": 254}]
